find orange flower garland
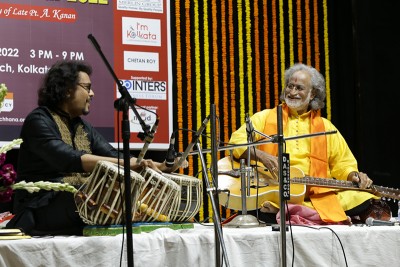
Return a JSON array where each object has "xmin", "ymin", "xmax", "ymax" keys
[{"xmin": 173, "ymin": 0, "xmax": 332, "ymax": 222}]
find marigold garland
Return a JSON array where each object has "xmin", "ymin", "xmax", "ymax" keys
[
  {"xmin": 173, "ymin": 0, "xmax": 332, "ymax": 222},
  {"xmin": 305, "ymin": 0, "xmax": 311, "ymax": 65},
  {"xmin": 313, "ymin": 0, "xmax": 320, "ymax": 70},
  {"xmin": 175, "ymin": 1, "xmax": 183, "ymax": 132},
  {"xmin": 253, "ymin": 0, "xmax": 261, "ymax": 111},
  {"xmin": 288, "ymin": 0, "xmax": 295, "ymax": 65},
  {"xmin": 296, "ymin": 0, "xmax": 303, "ymax": 62},
  {"xmin": 272, "ymin": 0, "xmax": 279, "ymax": 105},
  {"xmin": 228, "ymin": 0, "xmax": 236, "ymax": 131},
  {"xmin": 279, "ymin": 0, "xmax": 286, "ymax": 90},
  {"xmin": 245, "ymin": 0, "xmax": 253, "ymax": 117},
  {"xmin": 211, "ymin": 0, "xmax": 220, "ymax": 111},
  {"xmin": 200, "ymin": 0, "xmax": 213, "ymax": 220},
  {"xmin": 323, "ymin": 0, "xmax": 331, "ymax": 119},
  {"xmin": 263, "ymin": 2, "xmax": 271, "ymax": 107},
  {"xmin": 237, "ymin": 0, "xmax": 245, "ymax": 124},
  {"xmin": 185, "ymin": 0, "xmax": 194, "ymax": 175},
  {"xmin": 193, "ymin": 0, "xmax": 201, "ymax": 177},
  {"xmin": 221, "ymin": 1, "xmax": 230, "ymax": 146}
]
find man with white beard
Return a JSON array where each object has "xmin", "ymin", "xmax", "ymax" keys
[{"xmin": 228, "ymin": 63, "xmax": 380, "ymax": 225}]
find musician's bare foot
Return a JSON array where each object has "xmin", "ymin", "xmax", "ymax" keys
[{"xmin": 260, "ymin": 201, "xmax": 279, "ymax": 213}]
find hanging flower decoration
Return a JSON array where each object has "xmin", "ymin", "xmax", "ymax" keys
[
  {"xmin": 0, "ymin": 158, "xmax": 16, "ymax": 202},
  {"xmin": 0, "ymin": 139, "xmax": 78, "ymax": 203},
  {"xmin": 0, "ymin": 84, "xmax": 77, "ymax": 203},
  {"xmin": 0, "ymin": 138, "xmax": 21, "ymax": 202}
]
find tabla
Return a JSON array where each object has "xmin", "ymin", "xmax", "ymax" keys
[
  {"xmin": 136, "ymin": 167, "xmax": 181, "ymax": 222},
  {"xmin": 74, "ymin": 160, "xmax": 145, "ymax": 225},
  {"xmin": 162, "ymin": 173, "xmax": 202, "ymax": 222}
]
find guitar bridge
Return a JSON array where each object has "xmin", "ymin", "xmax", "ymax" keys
[{"xmin": 250, "ymin": 184, "xmax": 269, "ymax": 188}]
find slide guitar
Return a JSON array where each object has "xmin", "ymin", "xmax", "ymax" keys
[{"xmin": 217, "ymin": 156, "xmax": 400, "ymax": 211}]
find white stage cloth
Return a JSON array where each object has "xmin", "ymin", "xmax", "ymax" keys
[{"xmin": 0, "ymin": 223, "xmax": 399, "ymax": 267}]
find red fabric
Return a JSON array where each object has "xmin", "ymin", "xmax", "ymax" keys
[{"xmin": 276, "ymin": 204, "xmax": 350, "ymax": 225}]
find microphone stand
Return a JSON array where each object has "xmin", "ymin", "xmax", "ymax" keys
[
  {"xmin": 196, "ymin": 141, "xmax": 231, "ymax": 267},
  {"xmin": 276, "ymin": 105, "xmax": 287, "ymax": 267},
  {"xmin": 186, "ymin": 130, "xmax": 338, "ymax": 156},
  {"xmin": 88, "ymin": 34, "xmax": 152, "ymax": 267},
  {"xmin": 172, "ymin": 113, "xmax": 228, "ymax": 265},
  {"xmin": 210, "ymin": 104, "xmax": 222, "ymax": 266},
  {"xmin": 225, "ymin": 115, "xmax": 259, "ymax": 228}
]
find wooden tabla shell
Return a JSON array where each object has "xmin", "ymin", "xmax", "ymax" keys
[
  {"xmin": 74, "ymin": 160, "xmax": 145, "ymax": 225},
  {"xmin": 137, "ymin": 167, "xmax": 181, "ymax": 222},
  {"xmin": 162, "ymin": 173, "xmax": 202, "ymax": 222}
]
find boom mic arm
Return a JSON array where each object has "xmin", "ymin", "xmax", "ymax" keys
[
  {"xmin": 175, "ymin": 115, "xmax": 210, "ymax": 168},
  {"xmin": 136, "ymin": 115, "xmax": 160, "ymax": 164}
]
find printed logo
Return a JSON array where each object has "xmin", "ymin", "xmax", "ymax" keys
[
  {"xmin": 129, "ymin": 108, "xmax": 158, "ymax": 133},
  {"xmin": 117, "ymin": 0, "xmax": 163, "ymax": 13},
  {"xmin": 124, "ymin": 51, "xmax": 159, "ymax": 72},
  {"xmin": 122, "ymin": 17, "xmax": 161, "ymax": 46},
  {"xmin": 118, "ymin": 79, "xmax": 167, "ymax": 100},
  {"xmin": 0, "ymin": 92, "xmax": 13, "ymax": 112}
]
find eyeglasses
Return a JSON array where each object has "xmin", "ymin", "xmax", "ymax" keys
[
  {"xmin": 78, "ymin": 83, "xmax": 92, "ymax": 93},
  {"xmin": 286, "ymin": 83, "xmax": 308, "ymax": 92}
]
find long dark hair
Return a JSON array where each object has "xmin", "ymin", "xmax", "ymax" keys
[{"xmin": 37, "ymin": 60, "xmax": 92, "ymax": 109}]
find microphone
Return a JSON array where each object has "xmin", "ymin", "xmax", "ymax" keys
[
  {"xmin": 365, "ymin": 217, "xmax": 395, "ymax": 226},
  {"xmin": 245, "ymin": 113, "xmax": 254, "ymax": 138},
  {"xmin": 136, "ymin": 115, "xmax": 159, "ymax": 164},
  {"xmin": 175, "ymin": 115, "xmax": 210, "ymax": 168},
  {"xmin": 88, "ymin": 34, "xmax": 101, "ymax": 51},
  {"xmin": 165, "ymin": 132, "xmax": 176, "ymax": 167}
]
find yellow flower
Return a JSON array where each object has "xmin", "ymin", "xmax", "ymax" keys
[{"xmin": 0, "ymin": 83, "xmax": 8, "ymax": 106}]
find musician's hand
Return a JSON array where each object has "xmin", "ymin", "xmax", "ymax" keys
[
  {"xmin": 160, "ymin": 157, "xmax": 189, "ymax": 173},
  {"xmin": 257, "ymin": 152, "xmax": 279, "ymax": 179},
  {"xmin": 130, "ymin": 158, "xmax": 162, "ymax": 173},
  {"xmin": 349, "ymin": 171, "xmax": 373, "ymax": 189}
]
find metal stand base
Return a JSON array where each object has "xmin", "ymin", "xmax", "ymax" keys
[{"xmin": 224, "ymin": 214, "xmax": 260, "ymax": 228}]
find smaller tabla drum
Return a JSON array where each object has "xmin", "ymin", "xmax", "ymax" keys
[
  {"xmin": 162, "ymin": 173, "xmax": 202, "ymax": 222},
  {"xmin": 137, "ymin": 167, "xmax": 181, "ymax": 222},
  {"xmin": 74, "ymin": 160, "xmax": 145, "ymax": 225}
]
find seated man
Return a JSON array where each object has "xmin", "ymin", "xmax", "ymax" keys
[
  {"xmin": 228, "ymin": 63, "xmax": 382, "ymax": 225},
  {"xmin": 6, "ymin": 60, "xmax": 186, "ymax": 235}
]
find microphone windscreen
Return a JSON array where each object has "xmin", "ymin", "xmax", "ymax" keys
[{"xmin": 365, "ymin": 217, "xmax": 394, "ymax": 226}]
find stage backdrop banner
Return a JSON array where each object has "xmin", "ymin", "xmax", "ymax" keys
[{"xmin": 0, "ymin": 0, "xmax": 172, "ymax": 149}]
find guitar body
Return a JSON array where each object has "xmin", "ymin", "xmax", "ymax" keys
[
  {"xmin": 218, "ymin": 156, "xmax": 400, "ymax": 213},
  {"xmin": 218, "ymin": 156, "xmax": 306, "ymax": 211}
]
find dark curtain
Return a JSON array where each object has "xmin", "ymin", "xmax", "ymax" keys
[{"xmin": 329, "ymin": 0, "xmax": 399, "ymax": 215}]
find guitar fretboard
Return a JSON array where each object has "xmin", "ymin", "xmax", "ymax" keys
[{"xmin": 291, "ymin": 176, "xmax": 400, "ymax": 200}]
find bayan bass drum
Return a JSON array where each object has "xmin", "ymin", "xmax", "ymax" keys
[{"xmin": 74, "ymin": 161, "xmax": 144, "ymax": 225}]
